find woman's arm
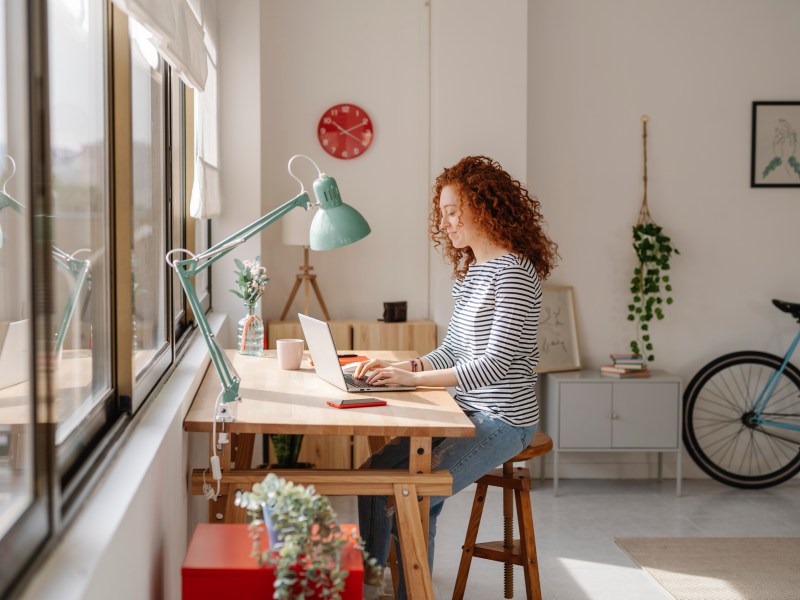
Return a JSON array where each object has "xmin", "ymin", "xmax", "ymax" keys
[
  {"xmin": 365, "ymin": 361, "xmax": 458, "ymax": 388},
  {"xmin": 353, "ymin": 357, "xmax": 458, "ymax": 387}
]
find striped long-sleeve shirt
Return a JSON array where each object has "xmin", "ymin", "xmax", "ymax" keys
[{"xmin": 423, "ymin": 253, "xmax": 542, "ymax": 426}]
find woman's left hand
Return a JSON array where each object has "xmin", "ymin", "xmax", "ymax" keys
[{"xmin": 366, "ymin": 366, "xmax": 417, "ymax": 387}]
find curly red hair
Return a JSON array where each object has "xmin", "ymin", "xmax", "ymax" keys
[{"xmin": 429, "ymin": 156, "xmax": 559, "ymax": 281}]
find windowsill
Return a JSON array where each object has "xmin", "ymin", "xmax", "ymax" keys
[{"xmin": 19, "ymin": 313, "xmax": 226, "ymax": 599}]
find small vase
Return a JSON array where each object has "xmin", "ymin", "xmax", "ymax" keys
[
  {"xmin": 237, "ymin": 302, "xmax": 264, "ymax": 355},
  {"xmin": 261, "ymin": 503, "xmax": 283, "ymax": 549}
]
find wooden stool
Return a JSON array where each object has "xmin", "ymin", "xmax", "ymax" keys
[{"xmin": 452, "ymin": 432, "xmax": 553, "ymax": 600}]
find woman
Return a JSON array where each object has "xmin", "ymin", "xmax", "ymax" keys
[{"xmin": 355, "ymin": 155, "xmax": 558, "ymax": 599}]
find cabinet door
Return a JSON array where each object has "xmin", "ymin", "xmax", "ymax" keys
[
  {"xmin": 351, "ymin": 321, "xmax": 436, "ymax": 353},
  {"xmin": 612, "ymin": 382, "xmax": 679, "ymax": 448},
  {"xmin": 559, "ymin": 383, "xmax": 613, "ymax": 448},
  {"xmin": 266, "ymin": 320, "xmax": 352, "ymax": 350}
]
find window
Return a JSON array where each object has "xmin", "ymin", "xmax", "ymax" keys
[
  {"xmin": 0, "ymin": 2, "xmax": 206, "ymax": 595},
  {"xmin": 129, "ymin": 17, "xmax": 170, "ymax": 402},
  {"xmin": 0, "ymin": 0, "xmax": 36, "ymax": 559},
  {"xmin": 47, "ymin": 0, "xmax": 115, "ymax": 480}
]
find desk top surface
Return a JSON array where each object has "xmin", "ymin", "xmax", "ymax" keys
[{"xmin": 184, "ymin": 350, "xmax": 475, "ymax": 438}]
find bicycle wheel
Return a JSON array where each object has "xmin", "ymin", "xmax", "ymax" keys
[{"xmin": 683, "ymin": 351, "xmax": 800, "ymax": 489}]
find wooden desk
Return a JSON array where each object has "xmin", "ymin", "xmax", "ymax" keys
[{"xmin": 184, "ymin": 350, "xmax": 474, "ymax": 599}]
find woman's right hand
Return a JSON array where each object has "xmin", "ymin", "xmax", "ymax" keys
[{"xmin": 352, "ymin": 358, "xmax": 391, "ymax": 379}]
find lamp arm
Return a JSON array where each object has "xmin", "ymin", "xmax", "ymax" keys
[
  {"xmin": 51, "ymin": 246, "xmax": 91, "ymax": 360},
  {"xmin": 0, "ymin": 194, "xmax": 91, "ymax": 357},
  {"xmin": 168, "ymin": 192, "xmax": 311, "ymax": 407},
  {"xmin": 0, "ymin": 191, "xmax": 24, "ymax": 213}
]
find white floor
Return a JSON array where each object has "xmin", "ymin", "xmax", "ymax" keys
[{"xmin": 331, "ymin": 477, "xmax": 800, "ymax": 599}]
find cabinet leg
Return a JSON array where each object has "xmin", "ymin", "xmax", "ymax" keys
[
  {"xmin": 657, "ymin": 452, "xmax": 663, "ymax": 482},
  {"xmin": 553, "ymin": 451, "xmax": 559, "ymax": 496}
]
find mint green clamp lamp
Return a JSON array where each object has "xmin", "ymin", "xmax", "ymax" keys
[
  {"xmin": 167, "ymin": 155, "xmax": 370, "ymax": 422},
  {"xmin": 1, "ymin": 156, "xmax": 91, "ymax": 360}
]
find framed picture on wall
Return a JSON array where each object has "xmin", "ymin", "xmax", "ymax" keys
[
  {"xmin": 535, "ymin": 285, "xmax": 581, "ymax": 373},
  {"xmin": 751, "ymin": 101, "xmax": 800, "ymax": 188}
]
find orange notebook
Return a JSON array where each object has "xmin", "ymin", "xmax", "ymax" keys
[{"xmin": 307, "ymin": 355, "xmax": 368, "ymax": 367}]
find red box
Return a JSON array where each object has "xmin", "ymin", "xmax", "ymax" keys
[{"xmin": 182, "ymin": 523, "xmax": 363, "ymax": 599}]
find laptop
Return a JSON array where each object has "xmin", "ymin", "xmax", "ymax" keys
[
  {"xmin": 0, "ymin": 319, "xmax": 31, "ymax": 389},
  {"xmin": 298, "ymin": 313, "xmax": 416, "ymax": 393}
]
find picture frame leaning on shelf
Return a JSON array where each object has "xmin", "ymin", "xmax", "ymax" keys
[{"xmin": 535, "ymin": 285, "xmax": 582, "ymax": 373}]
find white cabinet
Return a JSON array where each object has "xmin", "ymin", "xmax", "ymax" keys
[{"xmin": 544, "ymin": 370, "xmax": 682, "ymax": 495}]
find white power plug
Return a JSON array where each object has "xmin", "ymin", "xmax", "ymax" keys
[{"xmin": 210, "ymin": 455, "xmax": 222, "ymax": 480}]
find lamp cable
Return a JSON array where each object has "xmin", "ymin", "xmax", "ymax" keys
[
  {"xmin": 287, "ymin": 154, "xmax": 323, "ymax": 205},
  {"xmin": 201, "ymin": 390, "xmax": 225, "ymax": 501}
]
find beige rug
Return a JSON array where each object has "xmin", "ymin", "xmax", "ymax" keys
[{"xmin": 615, "ymin": 537, "xmax": 800, "ymax": 600}]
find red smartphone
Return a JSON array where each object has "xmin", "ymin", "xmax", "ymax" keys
[{"xmin": 326, "ymin": 398, "xmax": 387, "ymax": 409}]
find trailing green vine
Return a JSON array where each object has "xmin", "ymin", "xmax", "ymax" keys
[
  {"xmin": 628, "ymin": 223, "xmax": 678, "ymax": 361},
  {"xmin": 627, "ymin": 115, "xmax": 679, "ymax": 363}
]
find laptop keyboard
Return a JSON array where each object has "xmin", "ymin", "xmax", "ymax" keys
[{"xmin": 343, "ymin": 372, "xmax": 373, "ymax": 389}]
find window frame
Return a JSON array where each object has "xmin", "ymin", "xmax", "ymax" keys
[{"xmin": 0, "ymin": 2, "xmax": 206, "ymax": 595}]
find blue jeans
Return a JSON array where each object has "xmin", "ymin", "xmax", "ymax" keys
[{"xmin": 358, "ymin": 411, "xmax": 537, "ymax": 599}]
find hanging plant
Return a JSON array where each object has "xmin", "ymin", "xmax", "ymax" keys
[{"xmin": 627, "ymin": 116, "xmax": 679, "ymax": 363}]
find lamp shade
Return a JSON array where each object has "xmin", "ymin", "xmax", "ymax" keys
[{"xmin": 309, "ymin": 174, "xmax": 371, "ymax": 251}]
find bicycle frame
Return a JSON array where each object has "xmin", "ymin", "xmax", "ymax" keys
[{"xmin": 752, "ymin": 327, "xmax": 800, "ymax": 431}]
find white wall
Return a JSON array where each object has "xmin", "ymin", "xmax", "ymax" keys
[
  {"xmin": 214, "ymin": 0, "xmax": 262, "ymax": 343},
  {"xmin": 259, "ymin": 0, "xmax": 431, "ymax": 324},
  {"xmin": 529, "ymin": 0, "xmax": 800, "ymax": 373},
  {"xmin": 528, "ymin": 0, "xmax": 800, "ymax": 477},
  {"xmin": 430, "ymin": 0, "xmax": 528, "ymax": 335}
]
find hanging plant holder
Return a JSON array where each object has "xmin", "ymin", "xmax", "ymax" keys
[{"xmin": 628, "ymin": 115, "xmax": 679, "ymax": 363}]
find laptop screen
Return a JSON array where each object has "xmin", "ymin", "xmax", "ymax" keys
[{"xmin": 298, "ymin": 313, "xmax": 350, "ymax": 391}]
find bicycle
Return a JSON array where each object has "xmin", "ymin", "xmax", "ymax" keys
[{"xmin": 683, "ymin": 299, "xmax": 800, "ymax": 489}]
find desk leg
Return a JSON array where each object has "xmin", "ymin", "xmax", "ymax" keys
[
  {"xmin": 394, "ymin": 483, "xmax": 435, "ymax": 600},
  {"xmin": 233, "ymin": 433, "xmax": 256, "ymax": 470},
  {"xmin": 408, "ymin": 437, "xmax": 432, "ymax": 547}
]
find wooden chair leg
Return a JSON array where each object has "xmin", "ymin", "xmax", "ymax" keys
[
  {"xmin": 502, "ymin": 460, "xmax": 514, "ymax": 599},
  {"xmin": 515, "ymin": 487, "xmax": 542, "ymax": 600},
  {"xmin": 452, "ymin": 483, "xmax": 489, "ymax": 600}
]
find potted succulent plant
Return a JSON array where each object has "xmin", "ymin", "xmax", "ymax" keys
[
  {"xmin": 269, "ymin": 434, "xmax": 309, "ymax": 469},
  {"xmin": 235, "ymin": 473, "xmax": 379, "ymax": 599}
]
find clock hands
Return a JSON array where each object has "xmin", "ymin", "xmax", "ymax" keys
[
  {"xmin": 330, "ymin": 121, "xmax": 362, "ymax": 142},
  {"xmin": 341, "ymin": 120, "xmax": 368, "ymax": 134},
  {"xmin": 331, "ymin": 120, "xmax": 369, "ymax": 143}
]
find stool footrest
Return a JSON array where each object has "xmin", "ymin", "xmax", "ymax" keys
[{"xmin": 473, "ymin": 540, "xmax": 525, "ymax": 565}]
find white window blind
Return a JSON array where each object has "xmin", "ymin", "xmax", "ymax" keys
[
  {"xmin": 114, "ymin": 0, "xmax": 221, "ymax": 217},
  {"xmin": 112, "ymin": 0, "xmax": 207, "ymax": 91}
]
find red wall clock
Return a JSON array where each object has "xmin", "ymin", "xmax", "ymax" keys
[{"xmin": 317, "ymin": 103, "xmax": 374, "ymax": 160}]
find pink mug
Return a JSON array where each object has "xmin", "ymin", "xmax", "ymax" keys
[{"xmin": 276, "ymin": 339, "xmax": 305, "ymax": 370}]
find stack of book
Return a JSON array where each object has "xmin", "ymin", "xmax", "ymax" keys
[{"xmin": 600, "ymin": 354, "xmax": 650, "ymax": 378}]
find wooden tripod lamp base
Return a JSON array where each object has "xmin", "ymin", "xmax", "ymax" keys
[{"xmin": 279, "ymin": 247, "xmax": 331, "ymax": 321}]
